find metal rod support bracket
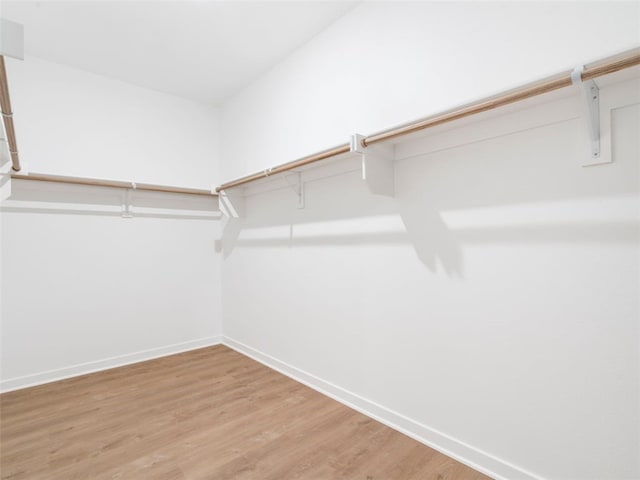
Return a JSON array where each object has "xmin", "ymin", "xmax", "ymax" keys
[
  {"xmin": 284, "ymin": 172, "xmax": 304, "ymax": 209},
  {"xmin": 122, "ymin": 186, "xmax": 134, "ymax": 218},
  {"xmin": 572, "ymin": 65, "xmax": 601, "ymax": 161}
]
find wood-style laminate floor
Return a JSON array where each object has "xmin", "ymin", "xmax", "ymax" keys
[{"xmin": 0, "ymin": 345, "xmax": 492, "ymax": 480}]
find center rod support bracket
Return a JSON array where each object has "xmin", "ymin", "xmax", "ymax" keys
[
  {"xmin": 284, "ymin": 171, "xmax": 304, "ymax": 209},
  {"xmin": 572, "ymin": 65, "xmax": 603, "ymax": 165},
  {"xmin": 121, "ymin": 182, "xmax": 136, "ymax": 218}
]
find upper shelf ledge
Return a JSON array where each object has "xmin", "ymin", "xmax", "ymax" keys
[{"xmin": 215, "ymin": 46, "xmax": 640, "ymax": 194}]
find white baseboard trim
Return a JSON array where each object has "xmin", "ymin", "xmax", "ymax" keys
[
  {"xmin": 1, "ymin": 335, "xmax": 222, "ymax": 393},
  {"xmin": 223, "ymin": 336, "xmax": 543, "ymax": 480}
]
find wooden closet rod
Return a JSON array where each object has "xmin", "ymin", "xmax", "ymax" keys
[
  {"xmin": 0, "ymin": 56, "xmax": 20, "ymax": 172},
  {"xmin": 11, "ymin": 172, "xmax": 217, "ymax": 197},
  {"xmin": 216, "ymin": 46, "xmax": 640, "ymax": 193}
]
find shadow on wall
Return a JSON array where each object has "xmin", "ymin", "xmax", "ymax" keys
[
  {"xmin": 217, "ymin": 107, "xmax": 640, "ymax": 278},
  {"xmin": 398, "ymin": 205, "xmax": 463, "ymax": 277}
]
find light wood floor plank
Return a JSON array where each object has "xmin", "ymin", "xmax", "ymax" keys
[{"xmin": 0, "ymin": 345, "xmax": 492, "ymax": 479}]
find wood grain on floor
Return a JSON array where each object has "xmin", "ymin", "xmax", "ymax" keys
[{"xmin": 0, "ymin": 345, "xmax": 492, "ymax": 480}]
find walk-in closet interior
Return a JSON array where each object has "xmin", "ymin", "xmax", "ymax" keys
[{"xmin": 1, "ymin": 2, "xmax": 639, "ymax": 479}]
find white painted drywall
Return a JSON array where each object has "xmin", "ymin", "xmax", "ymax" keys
[
  {"xmin": 220, "ymin": 2, "xmax": 640, "ymax": 479},
  {"xmin": 0, "ymin": 56, "xmax": 223, "ymax": 391},
  {"xmin": 222, "ymin": 79, "xmax": 640, "ymax": 480},
  {"xmin": 0, "ymin": 183, "xmax": 222, "ymax": 391},
  {"xmin": 220, "ymin": 1, "xmax": 640, "ymax": 181},
  {"xmin": 5, "ymin": 56, "xmax": 219, "ymax": 188}
]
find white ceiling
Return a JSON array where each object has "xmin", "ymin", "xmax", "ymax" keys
[{"xmin": 0, "ymin": 1, "xmax": 356, "ymax": 105}]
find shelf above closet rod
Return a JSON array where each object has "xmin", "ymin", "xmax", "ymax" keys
[
  {"xmin": 363, "ymin": 47, "xmax": 640, "ymax": 146},
  {"xmin": 216, "ymin": 46, "xmax": 640, "ymax": 193},
  {"xmin": 217, "ymin": 143, "xmax": 351, "ymax": 192},
  {"xmin": 11, "ymin": 172, "xmax": 217, "ymax": 197}
]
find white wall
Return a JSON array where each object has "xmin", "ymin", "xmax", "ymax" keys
[
  {"xmin": 7, "ymin": 56, "xmax": 219, "ymax": 188},
  {"xmin": 220, "ymin": 1, "xmax": 640, "ymax": 180},
  {"xmin": 222, "ymin": 79, "xmax": 640, "ymax": 480},
  {"xmin": 0, "ymin": 56, "xmax": 222, "ymax": 391},
  {"xmin": 220, "ymin": 2, "xmax": 640, "ymax": 479},
  {"xmin": 1, "ymin": 2, "xmax": 638, "ymax": 477}
]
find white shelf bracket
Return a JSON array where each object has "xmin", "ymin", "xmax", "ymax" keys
[
  {"xmin": 0, "ymin": 160, "xmax": 12, "ymax": 201},
  {"xmin": 219, "ymin": 188, "xmax": 245, "ymax": 218},
  {"xmin": 572, "ymin": 66, "xmax": 604, "ymax": 166},
  {"xmin": 121, "ymin": 182, "xmax": 136, "ymax": 218},
  {"xmin": 350, "ymin": 133, "xmax": 365, "ymax": 154},
  {"xmin": 284, "ymin": 171, "xmax": 304, "ymax": 209},
  {"xmin": 351, "ymin": 133, "xmax": 395, "ymax": 197}
]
